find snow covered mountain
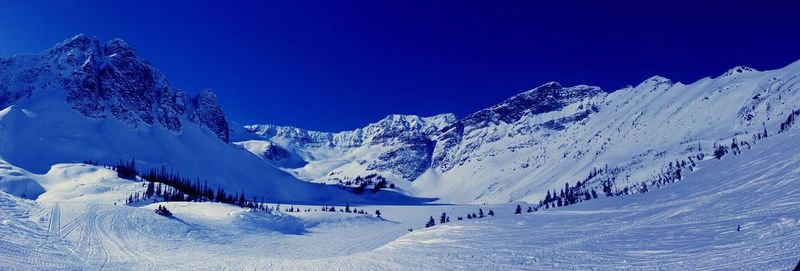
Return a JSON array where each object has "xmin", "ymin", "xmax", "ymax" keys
[
  {"xmin": 233, "ymin": 114, "xmax": 457, "ymax": 187},
  {"xmin": 0, "ymin": 34, "xmax": 229, "ymax": 142},
  {"xmin": 0, "ymin": 34, "xmax": 370, "ymax": 203},
  {"xmin": 3, "ymin": 34, "xmax": 800, "ymax": 207},
  {"xmin": 239, "ymin": 60, "xmax": 800, "ymax": 204}
]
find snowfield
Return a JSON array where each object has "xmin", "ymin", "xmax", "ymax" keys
[{"xmin": 1, "ymin": 129, "xmax": 799, "ymax": 270}]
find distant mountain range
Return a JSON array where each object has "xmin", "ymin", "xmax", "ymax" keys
[
  {"xmin": 237, "ymin": 60, "xmax": 800, "ymax": 204},
  {"xmin": 2, "ymin": 34, "xmax": 800, "ymax": 204}
]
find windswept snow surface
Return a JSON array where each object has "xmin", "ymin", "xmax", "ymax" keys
[{"xmin": 1, "ymin": 129, "xmax": 798, "ymax": 270}]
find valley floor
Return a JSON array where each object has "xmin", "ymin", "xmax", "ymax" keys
[{"xmin": 2, "ymin": 131, "xmax": 800, "ymax": 270}]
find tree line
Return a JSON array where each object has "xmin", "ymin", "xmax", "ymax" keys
[{"xmin": 527, "ymin": 108, "xmax": 800, "ymax": 214}]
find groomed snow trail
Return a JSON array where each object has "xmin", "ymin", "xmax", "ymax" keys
[{"xmin": 0, "ymin": 193, "xmax": 82, "ymax": 270}]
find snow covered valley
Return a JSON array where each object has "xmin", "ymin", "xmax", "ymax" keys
[
  {"xmin": 1, "ymin": 35, "xmax": 799, "ymax": 270},
  {"xmin": 1, "ymin": 128, "xmax": 799, "ymax": 270}
]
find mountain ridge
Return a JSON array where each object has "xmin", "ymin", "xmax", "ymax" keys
[
  {"xmin": 239, "ymin": 58, "xmax": 800, "ymax": 203},
  {"xmin": 0, "ymin": 34, "xmax": 230, "ymax": 142},
  {"xmin": 3, "ymin": 34, "xmax": 800, "ymax": 205}
]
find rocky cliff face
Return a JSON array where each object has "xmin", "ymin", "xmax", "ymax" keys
[
  {"xmin": 191, "ymin": 89, "xmax": 230, "ymax": 142},
  {"xmin": 242, "ymin": 114, "xmax": 456, "ymax": 180},
  {"xmin": 0, "ymin": 34, "xmax": 229, "ymax": 142},
  {"xmin": 431, "ymin": 82, "xmax": 603, "ymax": 172}
]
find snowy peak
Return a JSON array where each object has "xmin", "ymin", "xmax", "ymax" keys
[
  {"xmin": 191, "ymin": 89, "xmax": 229, "ymax": 142},
  {"xmin": 48, "ymin": 34, "xmax": 99, "ymax": 55},
  {"xmin": 0, "ymin": 34, "xmax": 230, "ymax": 142},
  {"xmin": 462, "ymin": 82, "xmax": 602, "ymax": 129},
  {"xmin": 246, "ymin": 112, "xmax": 457, "ymax": 147},
  {"xmin": 239, "ymin": 113, "xmax": 459, "ymax": 181},
  {"xmin": 103, "ymin": 38, "xmax": 136, "ymax": 57},
  {"xmin": 361, "ymin": 113, "xmax": 456, "ymax": 145},
  {"xmin": 642, "ymin": 75, "xmax": 671, "ymax": 83},
  {"xmin": 636, "ymin": 75, "xmax": 673, "ymax": 87},
  {"xmin": 721, "ymin": 65, "xmax": 758, "ymax": 77},
  {"xmin": 422, "ymin": 113, "xmax": 457, "ymax": 127},
  {"xmin": 371, "ymin": 113, "xmax": 456, "ymax": 131}
]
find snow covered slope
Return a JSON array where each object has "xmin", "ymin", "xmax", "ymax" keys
[
  {"xmin": 369, "ymin": 129, "xmax": 800, "ymax": 270},
  {"xmin": 1, "ymin": 123, "xmax": 797, "ymax": 270},
  {"xmin": 0, "ymin": 35, "xmax": 366, "ymax": 203},
  {"xmin": 240, "ymin": 61, "xmax": 800, "ymax": 204},
  {"xmin": 0, "ymin": 190, "xmax": 82, "ymax": 270}
]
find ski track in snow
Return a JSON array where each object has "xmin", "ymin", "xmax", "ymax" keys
[{"xmin": 47, "ymin": 203, "xmax": 60, "ymax": 237}]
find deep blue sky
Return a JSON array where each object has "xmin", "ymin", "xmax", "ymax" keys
[{"xmin": 1, "ymin": 1, "xmax": 799, "ymax": 131}]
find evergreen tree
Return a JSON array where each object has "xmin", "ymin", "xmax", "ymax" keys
[
  {"xmin": 488, "ymin": 210, "xmax": 495, "ymax": 216},
  {"xmin": 527, "ymin": 206, "xmax": 533, "ymax": 213},
  {"xmin": 145, "ymin": 181, "xmax": 155, "ymax": 198},
  {"xmin": 714, "ymin": 144, "xmax": 728, "ymax": 159},
  {"xmin": 478, "ymin": 209, "xmax": 485, "ymax": 218},
  {"xmin": 115, "ymin": 158, "xmax": 138, "ymax": 180},
  {"xmin": 731, "ymin": 138, "xmax": 740, "ymax": 154},
  {"xmin": 375, "ymin": 210, "xmax": 381, "ymax": 218},
  {"xmin": 515, "ymin": 204, "xmax": 522, "ymax": 214},
  {"xmin": 155, "ymin": 183, "xmax": 162, "ymax": 197}
]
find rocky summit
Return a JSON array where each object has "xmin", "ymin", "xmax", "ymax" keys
[{"xmin": 0, "ymin": 34, "xmax": 229, "ymax": 142}]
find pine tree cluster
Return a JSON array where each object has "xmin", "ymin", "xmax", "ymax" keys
[
  {"xmin": 117, "ymin": 163, "xmax": 264, "ymax": 209},
  {"xmin": 114, "ymin": 159, "xmax": 138, "ymax": 180}
]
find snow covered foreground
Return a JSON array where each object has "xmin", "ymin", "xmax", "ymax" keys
[{"xmin": 0, "ymin": 132, "xmax": 798, "ymax": 270}]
